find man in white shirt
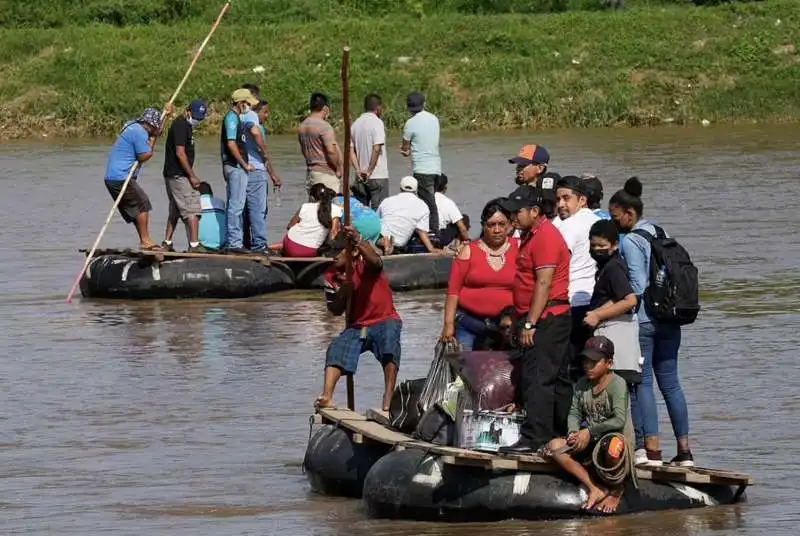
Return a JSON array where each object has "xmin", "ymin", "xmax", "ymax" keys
[
  {"xmin": 401, "ymin": 92, "xmax": 440, "ymax": 234},
  {"xmin": 554, "ymin": 175, "xmax": 601, "ymax": 378},
  {"xmin": 434, "ymin": 174, "xmax": 470, "ymax": 247},
  {"xmin": 376, "ymin": 176, "xmax": 440, "ymax": 255},
  {"xmin": 350, "ymin": 93, "xmax": 389, "ymax": 210}
]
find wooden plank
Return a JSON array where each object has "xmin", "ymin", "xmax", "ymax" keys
[
  {"xmin": 312, "ymin": 408, "xmax": 752, "ymax": 487},
  {"xmin": 80, "ymin": 248, "xmax": 273, "ymax": 265}
]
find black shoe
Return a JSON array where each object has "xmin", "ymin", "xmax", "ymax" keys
[
  {"xmin": 225, "ymin": 247, "xmax": 248, "ymax": 255},
  {"xmin": 498, "ymin": 441, "xmax": 535, "ymax": 455},
  {"xmin": 161, "ymin": 241, "xmax": 175, "ymax": 252},
  {"xmin": 251, "ymin": 248, "xmax": 274, "ymax": 257},
  {"xmin": 669, "ymin": 451, "xmax": 695, "ymax": 468}
]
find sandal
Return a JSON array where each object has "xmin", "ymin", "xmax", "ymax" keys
[{"xmin": 314, "ymin": 396, "xmax": 336, "ymax": 410}]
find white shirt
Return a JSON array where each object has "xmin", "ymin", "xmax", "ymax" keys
[
  {"xmin": 377, "ymin": 192, "xmax": 430, "ymax": 247},
  {"xmin": 557, "ymin": 208, "xmax": 600, "ymax": 307},
  {"xmin": 402, "ymin": 110, "xmax": 441, "ymax": 175},
  {"xmin": 434, "ymin": 191, "xmax": 463, "ymax": 230},
  {"xmin": 351, "ymin": 112, "xmax": 389, "ymax": 179},
  {"xmin": 287, "ymin": 202, "xmax": 344, "ymax": 249}
]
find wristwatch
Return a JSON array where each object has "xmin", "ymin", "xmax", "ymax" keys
[{"xmin": 523, "ymin": 321, "xmax": 536, "ymax": 331}]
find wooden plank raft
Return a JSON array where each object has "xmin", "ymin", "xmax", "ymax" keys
[{"xmin": 316, "ymin": 407, "xmax": 752, "ymax": 487}]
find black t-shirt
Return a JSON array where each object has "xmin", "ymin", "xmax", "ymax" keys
[
  {"xmin": 163, "ymin": 116, "xmax": 194, "ymax": 178},
  {"xmin": 590, "ymin": 254, "xmax": 635, "ymax": 310}
]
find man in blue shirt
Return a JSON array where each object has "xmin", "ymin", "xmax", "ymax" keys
[
  {"xmin": 221, "ymin": 88, "xmax": 259, "ymax": 253},
  {"xmin": 401, "ymin": 92, "xmax": 441, "ymax": 234},
  {"xmin": 103, "ymin": 107, "xmax": 163, "ymax": 250}
]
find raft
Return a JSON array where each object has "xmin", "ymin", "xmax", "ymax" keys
[
  {"xmin": 293, "ymin": 253, "xmax": 452, "ymax": 291},
  {"xmin": 79, "ymin": 250, "xmax": 295, "ymax": 299},
  {"xmin": 304, "ymin": 407, "xmax": 751, "ymax": 522}
]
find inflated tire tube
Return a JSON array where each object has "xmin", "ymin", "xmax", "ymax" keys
[
  {"xmin": 80, "ymin": 255, "xmax": 295, "ymax": 299},
  {"xmin": 294, "ymin": 255, "xmax": 453, "ymax": 291},
  {"xmin": 363, "ymin": 450, "xmax": 742, "ymax": 521},
  {"xmin": 303, "ymin": 424, "xmax": 393, "ymax": 498}
]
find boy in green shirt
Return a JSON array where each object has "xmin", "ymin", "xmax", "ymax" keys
[{"xmin": 546, "ymin": 335, "xmax": 633, "ymax": 513}]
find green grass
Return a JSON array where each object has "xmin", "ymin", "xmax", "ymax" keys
[{"xmin": 0, "ymin": 0, "xmax": 797, "ymax": 138}]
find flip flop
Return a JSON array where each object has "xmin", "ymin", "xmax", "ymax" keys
[{"xmin": 314, "ymin": 396, "xmax": 336, "ymax": 410}]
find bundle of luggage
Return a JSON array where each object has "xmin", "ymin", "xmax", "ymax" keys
[{"xmin": 388, "ymin": 343, "xmax": 526, "ymax": 452}]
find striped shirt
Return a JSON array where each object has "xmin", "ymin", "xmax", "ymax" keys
[{"xmin": 298, "ymin": 116, "xmax": 337, "ymax": 175}]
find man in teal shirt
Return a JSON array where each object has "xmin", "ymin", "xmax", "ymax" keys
[{"xmin": 401, "ymin": 92, "xmax": 441, "ymax": 234}]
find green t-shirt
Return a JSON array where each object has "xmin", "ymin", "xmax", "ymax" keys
[{"xmin": 568, "ymin": 373, "xmax": 634, "ymax": 442}]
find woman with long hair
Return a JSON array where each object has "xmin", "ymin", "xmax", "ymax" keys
[
  {"xmin": 282, "ymin": 183, "xmax": 342, "ymax": 257},
  {"xmin": 609, "ymin": 177, "xmax": 693, "ymax": 467},
  {"xmin": 440, "ymin": 198, "xmax": 519, "ymax": 350}
]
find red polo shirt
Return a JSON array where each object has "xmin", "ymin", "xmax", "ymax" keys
[{"xmin": 513, "ymin": 218, "xmax": 571, "ymax": 318}]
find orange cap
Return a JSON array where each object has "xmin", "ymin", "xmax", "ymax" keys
[{"xmin": 509, "ymin": 144, "xmax": 550, "ymax": 166}]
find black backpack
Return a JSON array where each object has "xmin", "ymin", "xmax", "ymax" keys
[
  {"xmin": 632, "ymin": 225, "xmax": 700, "ymax": 325},
  {"xmin": 389, "ymin": 378, "xmax": 426, "ymax": 434}
]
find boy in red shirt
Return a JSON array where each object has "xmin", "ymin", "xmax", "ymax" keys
[
  {"xmin": 498, "ymin": 185, "xmax": 574, "ymax": 455},
  {"xmin": 315, "ymin": 226, "xmax": 402, "ymax": 411}
]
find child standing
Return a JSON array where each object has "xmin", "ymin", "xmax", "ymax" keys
[{"xmin": 546, "ymin": 336, "xmax": 634, "ymax": 514}]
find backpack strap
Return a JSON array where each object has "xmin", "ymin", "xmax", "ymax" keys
[{"xmin": 631, "ymin": 228, "xmax": 654, "ymax": 243}]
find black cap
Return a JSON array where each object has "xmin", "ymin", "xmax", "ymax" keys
[
  {"xmin": 581, "ymin": 175, "xmax": 604, "ymax": 205},
  {"xmin": 407, "ymin": 92, "xmax": 425, "ymax": 113},
  {"xmin": 580, "ymin": 336, "xmax": 615, "ymax": 361},
  {"xmin": 499, "ymin": 185, "xmax": 541, "ymax": 212},
  {"xmin": 556, "ymin": 175, "xmax": 589, "ymax": 196}
]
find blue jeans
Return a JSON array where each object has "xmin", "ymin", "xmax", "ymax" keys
[
  {"xmin": 455, "ymin": 309, "xmax": 490, "ymax": 351},
  {"xmin": 636, "ymin": 321, "xmax": 689, "ymax": 444},
  {"xmin": 246, "ymin": 169, "xmax": 268, "ymax": 251},
  {"xmin": 224, "ymin": 165, "xmax": 248, "ymax": 249}
]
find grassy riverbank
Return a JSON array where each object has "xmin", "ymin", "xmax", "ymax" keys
[{"xmin": 0, "ymin": 0, "xmax": 797, "ymax": 139}]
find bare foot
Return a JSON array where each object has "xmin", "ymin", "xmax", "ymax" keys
[
  {"xmin": 314, "ymin": 395, "xmax": 335, "ymax": 410},
  {"xmin": 582, "ymin": 486, "xmax": 608, "ymax": 511},
  {"xmin": 596, "ymin": 489, "xmax": 623, "ymax": 514}
]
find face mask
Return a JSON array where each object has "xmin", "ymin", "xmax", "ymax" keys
[
  {"xmin": 188, "ymin": 118, "xmax": 201, "ymax": 128},
  {"xmin": 590, "ymin": 249, "xmax": 613, "ymax": 265},
  {"xmin": 241, "ymin": 104, "xmax": 251, "ymax": 114}
]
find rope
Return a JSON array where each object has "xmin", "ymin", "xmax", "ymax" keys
[{"xmin": 591, "ymin": 432, "xmax": 638, "ymax": 489}]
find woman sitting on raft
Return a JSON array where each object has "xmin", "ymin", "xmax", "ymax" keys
[
  {"xmin": 440, "ymin": 198, "xmax": 518, "ymax": 350},
  {"xmin": 282, "ymin": 184, "xmax": 342, "ymax": 257},
  {"xmin": 332, "ymin": 193, "xmax": 382, "ymax": 244}
]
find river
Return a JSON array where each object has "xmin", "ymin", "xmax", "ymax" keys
[{"xmin": 0, "ymin": 125, "xmax": 798, "ymax": 535}]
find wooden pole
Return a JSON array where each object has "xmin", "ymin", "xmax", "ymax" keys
[
  {"xmin": 65, "ymin": 2, "xmax": 232, "ymax": 303},
  {"xmin": 340, "ymin": 46, "xmax": 356, "ymax": 411}
]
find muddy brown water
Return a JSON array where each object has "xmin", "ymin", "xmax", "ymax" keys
[{"xmin": 1, "ymin": 125, "xmax": 798, "ymax": 534}]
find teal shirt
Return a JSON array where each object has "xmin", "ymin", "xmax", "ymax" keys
[
  {"xmin": 333, "ymin": 196, "xmax": 382, "ymax": 242},
  {"xmin": 402, "ymin": 110, "xmax": 441, "ymax": 175}
]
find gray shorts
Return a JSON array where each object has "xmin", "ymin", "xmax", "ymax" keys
[
  {"xmin": 164, "ymin": 175, "xmax": 201, "ymax": 221},
  {"xmin": 105, "ymin": 179, "xmax": 152, "ymax": 224}
]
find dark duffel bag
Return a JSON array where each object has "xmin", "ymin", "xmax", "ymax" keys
[
  {"xmin": 389, "ymin": 378, "xmax": 426, "ymax": 434},
  {"xmin": 414, "ymin": 404, "xmax": 455, "ymax": 446}
]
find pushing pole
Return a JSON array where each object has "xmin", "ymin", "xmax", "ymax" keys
[
  {"xmin": 340, "ymin": 46, "xmax": 356, "ymax": 411},
  {"xmin": 65, "ymin": 2, "xmax": 232, "ymax": 303}
]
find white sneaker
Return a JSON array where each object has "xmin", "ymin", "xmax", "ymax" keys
[{"xmin": 634, "ymin": 448, "xmax": 648, "ymax": 466}]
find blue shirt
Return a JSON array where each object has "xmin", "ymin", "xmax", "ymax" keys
[
  {"xmin": 199, "ymin": 194, "xmax": 226, "ymax": 249},
  {"xmin": 619, "ymin": 219, "xmax": 663, "ymax": 324},
  {"xmin": 240, "ymin": 110, "xmax": 265, "ymax": 171},
  {"xmin": 402, "ymin": 110, "xmax": 441, "ymax": 175},
  {"xmin": 104, "ymin": 122, "xmax": 151, "ymax": 181},
  {"xmin": 333, "ymin": 196, "xmax": 383, "ymax": 242},
  {"xmin": 593, "ymin": 208, "xmax": 611, "ymax": 220}
]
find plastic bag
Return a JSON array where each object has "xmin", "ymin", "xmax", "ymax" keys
[
  {"xmin": 418, "ymin": 341, "xmax": 458, "ymax": 412},
  {"xmin": 445, "ymin": 351, "xmax": 520, "ymax": 411}
]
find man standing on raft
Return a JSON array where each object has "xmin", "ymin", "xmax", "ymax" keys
[
  {"xmin": 103, "ymin": 107, "xmax": 166, "ymax": 251},
  {"xmin": 316, "ymin": 227, "xmax": 401, "ymax": 411}
]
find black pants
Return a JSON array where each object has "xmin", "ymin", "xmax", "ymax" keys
[
  {"xmin": 413, "ymin": 173, "xmax": 439, "ymax": 234},
  {"xmin": 517, "ymin": 313, "xmax": 573, "ymax": 449},
  {"xmin": 569, "ymin": 305, "xmax": 594, "ymax": 382},
  {"xmin": 436, "ymin": 214, "xmax": 470, "ymax": 247}
]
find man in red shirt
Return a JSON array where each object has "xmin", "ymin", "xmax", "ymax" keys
[
  {"xmin": 498, "ymin": 185, "xmax": 574, "ymax": 454},
  {"xmin": 315, "ymin": 226, "xmax": 402, "ymax": 411}
]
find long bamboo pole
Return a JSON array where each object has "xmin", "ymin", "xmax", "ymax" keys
[{"xmin": 65, "ymin": 2, "xmax": 232, "ymax": 303}]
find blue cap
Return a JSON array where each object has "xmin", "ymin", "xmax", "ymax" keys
[{"xmin": 189, "ymin": 99, "xmax": 207, "ymax": 121}]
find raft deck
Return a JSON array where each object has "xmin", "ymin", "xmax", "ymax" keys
[{"xmin": 314, "ymin": 407, "xmax": 752, "ymax": 491}]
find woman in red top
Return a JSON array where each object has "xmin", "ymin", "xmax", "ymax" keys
[{"xmin": 441, "ymin": 199, "xmax": 519, "ymax": 350}]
